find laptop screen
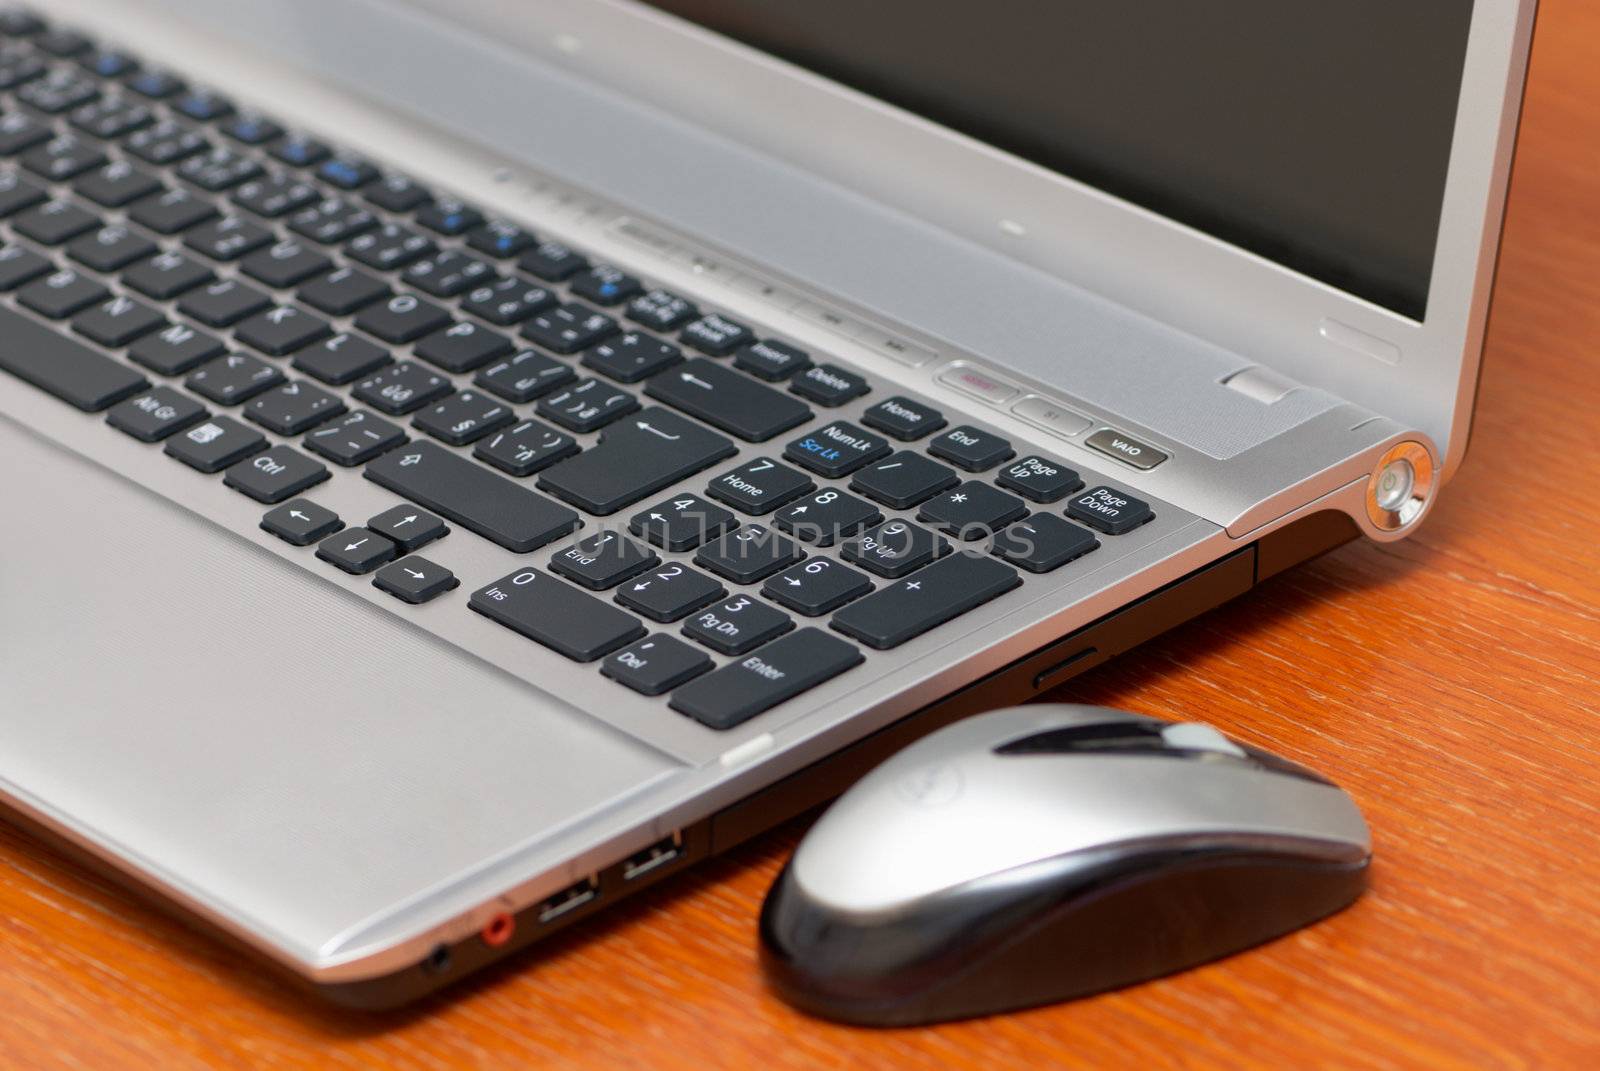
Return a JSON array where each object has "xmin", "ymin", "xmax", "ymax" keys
[{"xmin": 640, "ymin": 1, "xmax": 1476, "ymax": 322}]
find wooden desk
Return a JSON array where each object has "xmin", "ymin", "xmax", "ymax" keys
[{"xmin": 5, "ymin": 5, "xmax": 1598, "ymax": 1068}]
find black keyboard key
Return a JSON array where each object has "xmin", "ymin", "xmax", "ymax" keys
[
  {"xmin": 351, "ymin": 360, "xmax": 450, "ymax": 414},
  {"xmin": 0, "ymin": 305, "xmax": 146, "ymax": 410},
  {"xmin": 240, "ymin": 239, "xmax": 331, "ymax": 288},
  {"xmin": 176, "ymin": 147, "xmax": 262, "ymax": 192},
  {"xmin": 270, "ymin": 134, "xmax": 329, "ymax": 168},
  {"xmin": 69, "ymin": 97, "xmax": 153, "ymax": 139},
  {"xmin": 315, "ymin": 527, "xmax": 397, "ymax": 575},
  {"xmin": 0, "ymin": 112, "xmax": 49, "ymax": 154},
  {"xmin": 682, "ymin": 593, "xmax": 793, "ymax": 656},
  {"xmin": 570, "ymin": 264, "xmax": 641, "ymax": 306},
  {"xmin": 122, "ymin": 250, "xmax": 213, "ymax": 299},
  {"xmin": 841, "ymin": 518, "xmax": 949, "ymax": 578},
  {"xmin": 536, "ymin": 406, "xmax": 736, "ymax": 515},
  {"xmin": 67, "ymin": 223, "xmax": 156, "ymax": 272},
  {"xmin": 12, "ymin": 199, "xmax": 99, "ymax": 245},
  {"xmin": 72, "ymin": 293, "xmax": 164, "ymax": 347},
  {"xmin": 231, "ymin": 173, "xmax": 318, "ymax": 218},
  {"xmin": 459, "ymin": 275, "xmax": 555, "ymax": 324},
  {"xmin": 162, "ymin": 414, "xmax": 265, "ymax": 472},
  {"xmin": 0, "ymin": 171, "xmax": 46, "ymax": 216},
  {"xmin": 918, "ymin": 481, "xmax": 1029, "ymax": 541},
  {"xmin": 297, "ymin": 266, "xmax": 388, "ymax": 315},
  {"xmin": 235, "ymin": 305, "xmax": 330, "ymax": 356},
  {"xmin": 849, "ymin": 450, "xmax": 959, "ymax": 509},
  {"xmin": 474, "ymin": 348, "xmax": 574, "ymax": 402},
  {"xmin": 790, "ymin": 363, "xmax": 868, "ymax": 406},
  {"xmin": 601, "ymin": 635, "xmax": 712, "ymax": 697},
  {"xmin": 472, "ymin": 418, "xmax": 578, "ymax": 477},
  {"xmin": 183, "ymin": 214, "xmax": 272, "ymax": 261},
  {"xmin": 222, "ymin": 444, "xmax": 329, "ymax": 503},
  {"xmin": 260, "ymin": 498, "xmax": 342, "ymax": 546},
  {"xmin": 522, "ymin": 301, "xmax": 616, "ymax": 354},
  {"xmin": 0, "ymin": 10, "xmax": 43, "ymax": 35},
  {"xmin": 401, "ymin": 249, "xmax": 494, "ymax": 298},
  {"xmin": 705, "ymin": 456, "xmax": 813, "ymax": 514},
  {"xmin": 72, "ymin": 159, "xmax": 161, "ymax": 208},
  {"xmin": 0, "ymin": 47, "xmax": 43, "ymax": 93},
  {"xmin": 774, "ymin": 488, "xmax": 882, "ymax": 547},
  {"xmin": 551, "ymin": 531, "xmax": 659, "ymax": 590},
  {"xmin": 353, "ymin": 292, "xmax": 451, "ymax": 344},
  {"xmin": 18, "ymin": 268, "xmax": 108, "ymax": 318},
  {"xmin": 125, "ymin": 68, "xmax": 185, "ymax": 101},
  {"xmin": 518, "ymin": 238, "xmax": 587, "ymax": 281},
  {"xmin": 17, "ymin": 69, "xmax": 99, "ymax": 113},
  {"xmin": 372, "ymin": 556, "xmax": 458, "ymax": 605},
  {"xmin": 680, "ymin": 312, "xmax": 752, "ymax": 357},
  {"xmin": 629, "ymin": 493, "xmax": 737, "ymax": 552},
  {"xmin": 536, "ymin": 377, "xmax": 639, "ymax": 433},
  {"xmin": 21, "ymin": 134, "xmax": 106, "ymax": 182},
  {"xmin": 365, "ymin": 441, "xmax": 580, "ymax": 552},
  {"xmin": 416, "ymin": 197, "xmax": 482, "ymax": 236},
  {"xmin": 669, "ymin": 628, "xmax": 863, "ymax": 730},
  {"xmin": 861, "ymin": 396, "xmax": 946, "ymax": 441},
  {"xmin": 0, "ymin": 243, "xmax": 49, "ymax": 290},
  {"xmin": 414, "ymin": 321, "xmax": 512, "ymax": 373},
  {"xmin": 287, "ymin": 197, "xmax": 376, "ymax": 245},
  {"xmin": 991, "ymin": 513, "xmax": 1099, "ymax": 573},
  {"xmin": 173, "ymin": 88, "xmax": 233, "ymax": 122},
  {"xmin": 694, "ymin": 524, "xmax": 803, "ymax": 584},
  {"xmin": 645, "ymin": 357, "xmax": 812, "ymax": 442},
  {"xmin": 128, "ymin": 322, "xmax": 225, "ymax": 375},
  {"xmin": 364, "ymin": 173, "xmax": 431, "ymax": 213},
  {"xmin": 245, "ymin": 379, "xmax": 345, "ymax": 434},
  {"xmin": 185, "ymin": 353, "xmax": 284, "ymax": 404},
  {"xmin": 291, "ymin": 331, "xmax": 390, "ymax": 385},
  {"xmin": 412, "ymin": 389, "xmax": 514, "ymax": 445},
  {"xmin": 626, "ymin": 288, "xmax": 698, "ymax": 331},
  {"xmin": 346, "ymin": 222, "xmax": 434, "ymax": 271},
  {"xmin": 762, "ymin": 557, "xmax": 873, "ymax": 617},
  {"xmin": 733, "ymin": 338, "xmax": 810, "ymax": 381},
  {"xmin": 316, "ymin": 154, "xmax": 377, "ymax": 189},
  {"xmin": 366, "ymin": 504, "xmax": 448, "ymax": 551},
  {"xmin": 465, "ymin": 219, "xmax": 535, "ymax": 258},
  {"xmin": 783, "ymin": 421, "xmax": 890, "ymax": 478},
  {"xmin": 583, "ymin": 332, "xmax": 683, "ymax": 384},
  {"xmin": 177, "ymin": 278, "xmax": 272, "ymax": 327},
  {"xmin": 1066, "ymin": 486, "xmax": 1155, "ymax": 535},
  {"xmin": 928, "ymin": 425, "xmax": 1014, "ymax": 471},
  {"xmin": 303, "ymin": 408, "xmax": 407, "ymax": 466},
  {"xmin": 123, "ymin": 120, "xmax": 208, "ymax": 167},
  {"xmin": 470, "ymin": 567, "xmax": 644, "ymax": 661},
  {"xmin": 220, "ymin": 112, "xmax": 284, "ymax": 146},
  {"xmin": 36, "ymin": 29, "xmax": 93, "ymax": 57},
  {"xmin": 832, "ymin": 554, "xmax": 1021, "ymax": 650},
  {"xmin": 615, "ymin": 562, "xmax": 725, "ymax": 623},
  {"xmin": 127, "ymin": 187, "xmax": 216, "ymax": 234},
  {"xmin": 995, "ymin": 455, "xmax": 1084, "ymax": 503}
]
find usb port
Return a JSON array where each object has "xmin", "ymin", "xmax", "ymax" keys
[
  {"xmin": 537, "ymin": 876, "xmax": 598, "ymax": 924},
  {"xmin": 622, "ymin": 832, "xmax": 684, "ymax": 882}
]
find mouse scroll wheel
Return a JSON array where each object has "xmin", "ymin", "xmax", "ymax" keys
[{"xmin": 1159, "ymin": 723, "xmax": 1248, "ymax": 758}]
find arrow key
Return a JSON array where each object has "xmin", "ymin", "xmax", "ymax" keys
[
  {"xmin": 367, "ymin": 504, "xmax": 448, "ymax": 551},
  {"xmin": 762, "ymin": 557, "xmax": 873, "ymax": 616},
  {"xmin": 315, "ymin": 527, "xmax": 397, "ymax": 574},
  {"xmin": 373, "ymin": 556, "xmax": 459, "ymax": 604},
  {"xmin": 260, "ymin": 498, "xmax": 342, "ymax": 546},
  {"xmin": 615, "ymin": 563, "xmax": 725, "ymax": 623}
]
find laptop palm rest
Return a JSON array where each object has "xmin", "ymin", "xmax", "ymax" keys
[{"xmin": 0, "ymin": 415, "xmax": 681, "ymax": 974}]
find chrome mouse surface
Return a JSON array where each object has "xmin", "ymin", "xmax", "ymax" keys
[{"xmin": 759, "ymin": 705, "xmax": 1371, "ymax": 1026}]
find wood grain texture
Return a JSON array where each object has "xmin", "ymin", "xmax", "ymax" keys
[{"xmin": 5, "ymin": 5, "xmax": 1600, "ymax": 1069}]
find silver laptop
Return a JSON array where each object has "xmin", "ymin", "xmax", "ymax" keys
[{"xmin": 1, "ymin": 0, "xmax": 1534, "ymax": 1005}]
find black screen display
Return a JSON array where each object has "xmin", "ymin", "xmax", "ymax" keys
[{"xmin": 643, "ymin": 1, "xmax": 1475, "ymax": 319}]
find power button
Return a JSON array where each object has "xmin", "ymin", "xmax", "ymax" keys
[{"xmin": 1085, "ymin": 428, "xmax": 1168, "ymax": 470}]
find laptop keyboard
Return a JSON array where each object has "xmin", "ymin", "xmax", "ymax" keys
[{"xmin": 0, "ymin": 13, "xmax": 1158, "ymax": 732}]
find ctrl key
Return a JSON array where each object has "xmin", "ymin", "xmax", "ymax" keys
[{"xmin": 669, "ymin": 628, "xmax": 863, "ymax": 730}]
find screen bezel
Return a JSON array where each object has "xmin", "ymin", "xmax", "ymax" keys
[{"xmin": 457, "ymin": 0, "xmax": 1534, "ymax": 476}]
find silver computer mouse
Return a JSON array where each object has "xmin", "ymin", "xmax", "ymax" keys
[{"xmin": 759, "ymin": 705, "xmax": 1371, "ymax": 1026}]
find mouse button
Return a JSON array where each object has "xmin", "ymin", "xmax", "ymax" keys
[
  {"xmin": 1159, "ymin": 723, "xmax": 1247, "ymax": 758},
  {"xmin": 992, "ymin": 721, "xmax": 1168, "ymax": 755},
  {"xmin": 1234, "ymin": 743, "xmax": 1337, "ymax": 785}
]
